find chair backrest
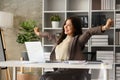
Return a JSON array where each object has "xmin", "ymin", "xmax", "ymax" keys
[
  {"xmin": 83, "ymin": 52, "xmax": 96, "ymax": 61},
  {"xmin": 21, "ymin": 51, "xmax": 29, "ymax": 61}
]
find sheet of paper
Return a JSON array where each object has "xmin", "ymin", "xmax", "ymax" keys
[{"xmin": 64, "ymin": 60, "xmax": 86, "ymax": 64}]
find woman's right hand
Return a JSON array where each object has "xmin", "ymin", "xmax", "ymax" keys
[{"xmin": 34, "ymin": 27, "xmax": 40, "ymax": 36}]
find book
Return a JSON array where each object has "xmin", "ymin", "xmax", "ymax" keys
[{"xmin": 91, "ymin": 35, "xmax": 108, "ymax": 38}]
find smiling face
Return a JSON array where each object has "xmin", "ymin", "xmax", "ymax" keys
[
  {"xmin": 57, "ymin": 16, "xmax": 83, "ymax": 45},
  {"xmin": 64, "ymin": 19, "xmax": 75, "ymax": 36}
]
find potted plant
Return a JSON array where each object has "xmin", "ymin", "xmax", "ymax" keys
[
  {"xmin": 16, "ymin": 20, "xmax": 41, "ymax": 80},
  {"xmin": 16, "ymin": 19, "xmax": 40, "ymax": 44},
  {"xmin": 50, "ymin": 14, "xmax": 61, "ymax": 28}
]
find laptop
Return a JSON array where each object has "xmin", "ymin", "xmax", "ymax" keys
[{"xmin": 25, "ymin": 41, "xmax": 45, "ymax": 62}]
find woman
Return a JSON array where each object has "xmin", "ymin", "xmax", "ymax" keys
[{"xmin": 34, "ymin": 16, "xmax": 113, "ymax": 80}]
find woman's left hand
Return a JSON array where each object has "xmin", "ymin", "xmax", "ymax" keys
[{"xmin": 102, "ymin": 18, "xmax": 113, "ymax": 31}]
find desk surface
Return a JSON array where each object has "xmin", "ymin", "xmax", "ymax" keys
[{"xmin": 0, "ymin": 61, "xmax": 112, "ymax": 69}]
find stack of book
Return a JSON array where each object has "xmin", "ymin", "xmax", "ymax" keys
[
  {"xmin": 78, "ymin": 15, "xmax": 88, "ymax": 28},
  {"xmin": 97, "ymin": 51, "xmax": 114, "ymax": 64},
  {"xmin": 101, "ymin": 0, "xmax": 114, "ymax": 10},
  {"xmin": 116, "ymin": 12, "xmax": 120, "ymax": 51},
  {"xmin": 116, "ymin": 52, "xmax": 120, "ymax": 80},
  {"xmin": 116, "ymin": 5, "xmax": 120, "ymax": 10},
  {"xmin": 92, "ymin": 0, "xmax": 114, "ymax": 10},
  {"xmin": 116, "ymin": 14, "xmax": 120, "ymax": 28},
  {"xmin": 116, "ymin": 0, "xmax": 120, "ymax": 9},
  {"xmin": 91, "ymin": 35, "xmax": 108, "ymax": 45},
  {"xmin": 115, "ymin": 31, "xmax": 120, "ymax": 45},
  {"xmin": 116, "ymin": 53, "xmax": 120, "ymax": 63},
  {"xmin": 116, "ymin": 67, "xmax": 120, "ymax": 80}
]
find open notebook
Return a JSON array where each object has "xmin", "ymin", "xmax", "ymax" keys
[{"xmin": 25, "ymin": 41, "xmax": 45, "ymax": 62}]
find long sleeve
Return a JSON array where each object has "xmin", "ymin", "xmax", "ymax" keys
[
  {"xmin": 79, "ymin": 26, "xmax": 103, "ymax": 47},
  {"xmin": 39, "ymin": 32, "xmax": 57, "ymax": 42}
]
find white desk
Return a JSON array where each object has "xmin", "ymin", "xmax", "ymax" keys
[{"xmin": 0, "ymin": 61, "xmax": 112, "ymax": 80}]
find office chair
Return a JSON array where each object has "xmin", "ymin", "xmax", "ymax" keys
[
  {"xmin": 62, "ymin": 52, "xmax": 96, "ymax": 80},
  {"xmin": 83, "ymin": 52, "xmax": 97, "ymax": 80},
  {"xmin": 84, "ymin": 52, "xmax": 96, "ymax": 61}
]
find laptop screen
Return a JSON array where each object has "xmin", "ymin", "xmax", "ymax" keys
[{"xmin": 25, "ymin": 41, "xmax": 45, "ymax": 62}]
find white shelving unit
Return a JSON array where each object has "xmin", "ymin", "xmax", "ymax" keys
[{"xmin": 42, "ymin": 0, "xmax": 120, "ymax": 80}]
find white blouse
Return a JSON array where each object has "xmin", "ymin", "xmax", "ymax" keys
[{"xmin": 55, "ymin": 36, "xmax": 73, "ymax": 61}]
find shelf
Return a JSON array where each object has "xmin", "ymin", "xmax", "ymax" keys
[
  {"xmin": 91, "ymin": 45, "xmax": 114, "ymax": 47},
  {"xmin": 115, "ymin": 45, "xmax": 120, "ymax": 47},
  {"xmin": 67, "ymin": 10, "xmax": 89, "ymax": 13},
  {"xmin": 44, "ymin": 11, "xmax": 65, "ymax": 13},
  {"xmin": 92, "ymin": 10, "xmax": 114, "ymax": 12}
]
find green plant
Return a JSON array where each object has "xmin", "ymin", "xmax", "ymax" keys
[
  {"xmin": 16, "ymin": 20, "xmax": 40, "ymax": 44},
  {"xmin": 50, "ymin": 14, "xmax": 61, "ymax": 21}
]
